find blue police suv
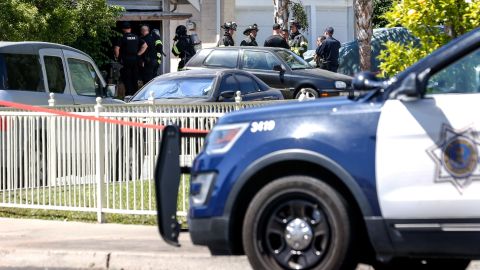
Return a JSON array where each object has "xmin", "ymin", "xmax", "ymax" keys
[{"xmin": 155, "ymin": 27, "xmax": 480, "ymax": 270}]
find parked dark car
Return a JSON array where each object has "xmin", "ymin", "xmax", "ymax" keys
[
  {"xmin": 128, "ymin": 69, "xmax": 284, "ymax": 103},
  {"xmin": 184, "ymin": 47, "xmax": 352, "ymax": 99}
]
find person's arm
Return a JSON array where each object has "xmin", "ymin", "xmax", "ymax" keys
[
  {"xmin": 299, "ymin": 36, "xmax": 308, "ymax": 55},
  {"xmin": 114, "ymin": 46, "xmax": 120, "ymax": 59},
  {"xmin": 282, "ymin": 39, "xmax": 290, "ymax": 49},
  {"xmin": 138, "ymin": 42, "xmax": 148, "ymax": 56}
]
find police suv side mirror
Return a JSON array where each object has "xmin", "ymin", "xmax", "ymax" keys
[
  {"xmin": 390, "ymin": 73, "xmax": 420, "ymax": 99},
  {"xmin": 273, "ymin": 64, "xmax": 286, "ymax": 73}
]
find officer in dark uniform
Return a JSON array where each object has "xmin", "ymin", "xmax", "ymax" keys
[
  {"xmin": 140, "ymin": 25, "xmax": 160, "ymax": 84},
  {"xmin": 288, "ymin": 20, "xmax": 308, "ymax": 58},
  {"xmin": 114, "ymin": 22, "xmax": 148, "ymax": 96},
  {"xmin": 172, "ymin": 25, "xmax": 196, "ymax": 71},
  {"xmin": 316, "ymin": 26, "xmax": 342, "ymax": 72},
  {"xmin": 240, "ymin": 24, "xmax": 259, "ymax": 47},
  {"xmin": 264, "ymin": 23, "xmax": 290, "ymax": 49},
  {"xmin": 217, "ymin": 21, "xmax": 237, "ymax": 47}
]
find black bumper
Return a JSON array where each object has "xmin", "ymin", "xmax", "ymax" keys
[{"xmin": 189, "ymin": 216, "xmax": 233, "ymax": 255}]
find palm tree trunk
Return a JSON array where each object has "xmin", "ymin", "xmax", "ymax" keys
[
  {"xmin": 355, "ymin": 0, "xmax": 373, "ymax": 71},
  {"xmin": 274, "ymin": 0, "xmax": 290, "ymax": 28}
]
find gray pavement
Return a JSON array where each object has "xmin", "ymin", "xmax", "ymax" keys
[{"xmin": 0, "ymin": 218, "xmax": 478, "ymax": 270}]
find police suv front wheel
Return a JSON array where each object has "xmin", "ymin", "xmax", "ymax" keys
[{"xmin": 242, "ymin": 176, "xmax": 357, "ymax": 270}]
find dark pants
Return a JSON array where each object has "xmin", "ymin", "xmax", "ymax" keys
[
  {"xmin": 319, "ymin": 62, "xmax": 339, "ymax": 73},
  {"xmin": 120, "ymin": 62, "xmax": 139, "ymax": 96},
  {"xmin": 141, "ymin": 62, "xmax": 160, "ymax": 85}
]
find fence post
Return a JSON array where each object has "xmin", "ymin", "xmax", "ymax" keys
[
  {"xmin": 48, "ymin": 93, "xmax": 55, "ymax": 107},
  {"xmin": 235, "ymin": 91, "xmax": 242, "ymax": 111},
  {"xmin": 95, "ymin": 97, "xmax": 106, "ymax": 223}
]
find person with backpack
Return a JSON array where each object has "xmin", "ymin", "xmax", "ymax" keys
[{"xmin": 172, "ymin": 25, "xmax": 196, "ymax": 71}]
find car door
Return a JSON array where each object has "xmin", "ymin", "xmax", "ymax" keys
[
  {"xmin": 376, "ymin": 45, "xmax": 480, "ymax": 255},
  {"xmin": 240, "ymin": 50, "xmax": 288, "ymax": 89},
  {"xmin": 39, "ymin": 49, "xmax": 75, "ymax": 105},
  {"xmin": 63, "ymin": 50, "xmax": 109, "ymax": 105},
  {"xmin": 217, "ymin": 74, "xmax": 238, "ymax": 102},
  {"xmin": 235, "ymin": 73, "xmax": 277, "ymax": 101}
]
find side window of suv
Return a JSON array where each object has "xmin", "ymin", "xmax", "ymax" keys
[
  {"xmin": 67, "ymin": 58, "xmax": 102, "ymax": 96},
  {"xmin": 44, "ymin": 56, "xmax": 66, "ymax": 93},
  {"xmin": 204, "ymin": 50, "xmax": 238, "ymax": 68},
  {"xmin": 427, "ymin": 47, "xmax": 480, "ymax": 94},
  {"xmin": 0, "ymin": 53, "xmax": 45, "ymax": 92}
]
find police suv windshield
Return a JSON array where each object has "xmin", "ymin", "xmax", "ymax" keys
[
  {"xmin": 275, "ymin": 50, "xmax": 312, "ymax": 70},
  {"xmin": 132, "ymin": 77, "xmax": 215, "ymax": 100}
]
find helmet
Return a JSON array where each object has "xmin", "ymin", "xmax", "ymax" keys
[
  {"xmin": 243, "ymin": 23, "xmax": 259, "ymax": 35},
  {"xmin": 175, "ymin": 25, "xmax": 187, "ymax": 36},
  {"xmin": 289, "ymin": 19, "xmax": 301, "ymax": 29},
  {"xmin": 221, "ymin": 21, "xmax": 237, "ymax": 31}
]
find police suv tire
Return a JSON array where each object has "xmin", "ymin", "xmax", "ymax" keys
[
  {"xmin": 295, "ymin": 88, "xmax": 319, "ymax": 99},
  {"xmin": 242, "ymin": 176, "xmax": 357, "ymax": 270}
]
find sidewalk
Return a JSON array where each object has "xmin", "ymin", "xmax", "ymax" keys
[{"xmin": 0, "ymin": 218, "xmax": 250, "ymax": 270}]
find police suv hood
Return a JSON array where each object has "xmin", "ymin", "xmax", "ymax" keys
[
  {"xmin": 218, "ymin": 97, "xmax": 368, "ymax": 125},
  {"xmin": 292, "ymin": 68, "xmax": 353, "ymax": 82}
]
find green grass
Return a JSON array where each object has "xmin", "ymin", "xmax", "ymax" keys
[{"xmin": 0, "ymin": 176, "xmax": 190, "ymax": 227}]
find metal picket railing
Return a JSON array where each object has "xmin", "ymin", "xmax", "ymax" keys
[{"xmin": 0, "ymin": 97, "xmax": 284, "ymax": 222}]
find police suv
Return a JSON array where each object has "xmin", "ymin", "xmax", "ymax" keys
[{"xmin": 155, "ymin": 28, "xmax": 480, "ymax": 270}]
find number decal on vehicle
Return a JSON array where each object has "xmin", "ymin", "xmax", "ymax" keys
[{"xmin": 250, "ymin": 120, "xmax": 276, "ymax": 133}]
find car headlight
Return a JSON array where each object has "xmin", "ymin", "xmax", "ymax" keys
[
  {"xmin": 191, "ymin": 172, "xmax": 217, "ymax": 206},
  {"xmin": 335, "ymin": 81, "xmax": 347, "ymax": 89},
  {"xmin": 205, "ymin": 123, "xmax": 249, "ymax": 155}
]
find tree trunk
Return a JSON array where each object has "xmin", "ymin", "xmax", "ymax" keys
[
  {"xmin": 273, "ymin": 0, "xmax": 290, "ymax": 29},
  {"xmin": 355, "ymin": 0, "xmax": 373, "ymax": 71}
]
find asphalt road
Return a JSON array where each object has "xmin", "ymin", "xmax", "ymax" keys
[{"xmin": 0, "ymin": 218, "xmax": 478, "ymax": 270}]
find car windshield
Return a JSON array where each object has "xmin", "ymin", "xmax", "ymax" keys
[
  {"xmin": 131, "ymin": 77, "xmax": 215, "ymax": 101},
  {"xmin": 275, "ymin": 50, "xmax": 312, "ymax": 70}
]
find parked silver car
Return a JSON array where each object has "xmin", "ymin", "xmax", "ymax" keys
[{"xmin": 0, "ymin": 42, "xmax": 123, "ymax": 105}]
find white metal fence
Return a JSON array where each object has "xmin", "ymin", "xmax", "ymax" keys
[{"xmin": 0, "ymin": 98, "xmax": 280, "ymax": 222}]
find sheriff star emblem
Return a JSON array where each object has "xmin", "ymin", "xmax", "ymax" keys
[{"xmin": 427, "ymin": 124, "xmax": 480, "ymax": 194}]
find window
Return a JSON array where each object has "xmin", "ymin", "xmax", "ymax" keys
[
  {"xmin": 131, "ymin": 77, "xmax": 214, "ymax": 101},
  {"xmin": 243, "ymin": 51, "xmax": 269, "ymax": 70},
  {"xmin": 220, "ymin": 75, "xmax": 239, "ymax": 93},
  {"xmin": 44, "ymin": 56, "xmax": 66, "ymax": 93},
  {"xmin": 275, "ymin": 49, "xmax": 312, "ymax": 70},
  {"xmin": 204, "ymin": 50, "xmax": 238, "ymax": 68},
  {"xmin": 67, "ymin": 58, "xmax": 102, "ymax": 96},
  {"xmin": 0, "ymin": 53, "xmax": 44, "ymax": 91},
  {"xmin": 427, "ymin": 48, "xmax": 480, "ymax": 94},
  {"xmin": 235, "ymin": 74, "xmax": 258, "ymax": 94}
]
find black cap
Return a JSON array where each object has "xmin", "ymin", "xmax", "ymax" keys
[
  {"xmin": 325, "ymin": 26, "xmax": 334, "ymax": 34},
  {"xmin": 272, "ymin": 23, "xmax": 281, "ymax": 30},
  {"xmin": 121, "ymin": 21, "xmax": 131, "ymax": 29}
]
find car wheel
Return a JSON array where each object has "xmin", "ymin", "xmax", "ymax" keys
[
  {"xmin": 373, "ymin": 259, "xmax": 471, "ymax": 270},
  {"xmin": 295, "ymin": 88, "xmax": 319, "ymax": 99},
  {"xmin": 242, "ymin": 176, "xmax": 357, "ymax": 270}
]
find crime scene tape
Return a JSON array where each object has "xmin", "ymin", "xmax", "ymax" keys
[{"xmin": 0, "ymin": 100, "xmax": 210, "ymax": 135}]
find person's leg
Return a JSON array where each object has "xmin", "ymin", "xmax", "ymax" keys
[
  {"xmin": 121, "ymin": 66, "xmax": 133, "ymax": 96},
  {"xmin": 130, "ymin": 64, "xmax": 140, "ymax": 95},
  {"xmin": 142, "ymin": 64, "xmax": 155, "ymax": 84}
]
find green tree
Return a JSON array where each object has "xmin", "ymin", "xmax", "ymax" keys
[
  {"xmin": 373, "ymin": 0, "xmax": 392, "ymax": 28},
  {"xmin": 0, "ymin": 0, "xmax": 123, "ymax": 66},
  {"xmin": 378, "ymin": 0, "xmax": 480, "ymax": 77}
]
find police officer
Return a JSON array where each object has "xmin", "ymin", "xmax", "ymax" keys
[
  {"xmin": 240, "ymin": 24, "xmax": 259, "ymax": 46},
  {"xmin": 316, "ymin": 26, "xmax": 342, "ymax": 72},
  {"xmin": 288, "ymin": 20, "xmax": 308, "ymax": 58},
  {"xmin": 217, "ymin": 21, "xmax": 237, "ymax": 47},
  {"xmin": 152, "ymin": 29, "xmax": 166, "ymax": 76},
  {"xmin": 172, "ymin": 25, "xmax": 196, "ymax": 71},
  {"xmin": 264, "ymin": 23, "xmax": 289, "ymax": 49},
  {"xmin": 140, "ymin": 25, "xmax": 160, "ymax": 84},
  {"xmin": 114, "ymin": 22, "xmax": 148, "ymax": 96}
]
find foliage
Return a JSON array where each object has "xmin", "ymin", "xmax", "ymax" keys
[
  {"xmin": 290, "ymin": 1, "xmax": 309, "ymax": 32},
  {"xmin": 378, "ymin": 0, "xmax": 480, "ymax": 77},
  {"xmin": 0, "ymin": 0, "xmax": 123, "ymax": 66},
  {"xmin": 373, "ymin": 0, "xmax": 393, "ymax": 28}
]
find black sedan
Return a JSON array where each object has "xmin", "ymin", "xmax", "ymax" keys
[
  {"xmin": 185, "ymin": 47, "xmax": 353, "ymax": 99},
  {"xmin": 128, "ymin": 69, "xmax": 284, "ymax": 103}
]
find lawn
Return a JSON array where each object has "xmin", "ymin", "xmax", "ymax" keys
[{"xmin": 0, "ymin": 175, "xmax": 190, "ymax": 227}]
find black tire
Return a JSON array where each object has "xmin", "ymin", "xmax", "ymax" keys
[
  {"xmin": 242, "ymin": 176, "xmax": 357, "ymax": 270},
  {"xmin": 295, "ymin": 88, "xmax": 319, "ymax": 99},
  {"xmin": 373, "ymin": 258, "xmax": 471, "ymax": 270}
]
